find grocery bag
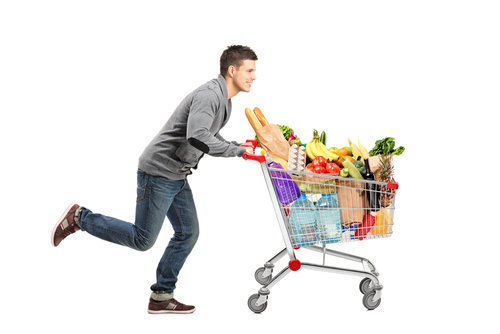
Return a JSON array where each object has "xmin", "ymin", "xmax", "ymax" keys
[
  {"xmin": 336, "ymin": 179, "xmax": 367, "ymax": 227},
  {"xmin": 255, "ymin": 124, "xmax": 290, "ymax": 162},
  {"xmin": 269, "ymin": 162, "xmax": 301, "ymax": 205},
  {"xmin": 367, "ymin": 155, "xmax": 394, "ymax": 181}
]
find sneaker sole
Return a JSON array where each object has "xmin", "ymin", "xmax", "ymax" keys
[
  {"xmin": 51, "ymin": 202, "xmax": 77, "ymax": 247},
  {"xmin": 147, "ymin": 308, "xmax": 196, "ymax": 314}
]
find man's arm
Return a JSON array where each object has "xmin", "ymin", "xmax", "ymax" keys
[{"xmin": 186, "ymin": 90, "xmax": 246, "ymax": 157}]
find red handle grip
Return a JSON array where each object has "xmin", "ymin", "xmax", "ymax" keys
[
  {"xmin": 245, "ymin": 139, "xmax": 258, "ymax": 149},
  {"xmin": 242, "ymin": 152, "xmax": 266, "ymax": 162},
  {"xmin": 241, "ymin": 139, "xmax": 265, "ymax": 162}
]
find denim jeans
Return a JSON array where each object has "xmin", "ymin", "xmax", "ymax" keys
[{"xmin": 80, "ymin": 169, "xmax": 200, "ymax": 299}]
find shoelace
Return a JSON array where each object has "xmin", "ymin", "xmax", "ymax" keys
[{"xmin": 61, "ymin": 225, "xmax": 77, "ymax": 238}]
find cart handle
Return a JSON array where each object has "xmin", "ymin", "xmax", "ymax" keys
[{"xmin": 241, "ymin": 139, "xmax": 266, "ymax": 163}]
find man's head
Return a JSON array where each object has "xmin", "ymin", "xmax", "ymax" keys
[{"xmin": 220, "ymin": 45, "xmax": 258, "ymax": 98}]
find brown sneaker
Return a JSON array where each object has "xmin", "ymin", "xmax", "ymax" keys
[
  {"xmin": 51, "ymin": 202, "xmax": 81, "ymax": 247},
  {"xmin": 147, "ymin": 298, "xmax": 196, "ymax": 314}
]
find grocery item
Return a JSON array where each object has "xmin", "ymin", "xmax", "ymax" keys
[
  {"xmin": 306, "ymin": 136, "xmax": 339, "ymax": 161},
  {"xmin": 272, "ymin": 156, "xmax": 288, "ymax": 170},
  {"xmin": 355, "ymin": 213, "xmax": 376, "ymax": 240},
  {"xmin": 378, "ymin": 154, "xmax": 396, "ymax": 207},
  {"xmin": 369, "ymin": 137, "xmax": 405, "ymax": 156},
  {"xmin": 348, "ymin": 138, "xmax": 362, "ymax": 160},
  {"xmin": 253, "ymin": 107, "xmax": 269, "ymax": 126},
  {"xmin": 288, "ymin": 144, "xmax": 306, "ymax": 172},
  {"xmin": 358, "ymin": 140, "xmax": 370, "ymax": 159},
  {"xmin": 337, "ymin": 179, "xmax": 366, "ymax": 226},
  {"xmin": 289, "ymin": 194, "xmax": 317, "ymax": 246},
  {"xmin": 325, "ymin": 163, "xmax": 340, "ymax": 175},
  {"xmin": 268, "ymin": 161, "xmax": 300, "ymax": 205},
  {"xmin": 371, "ymin": 209, "xmax": 392, "ymax": 236},
  {"xmin": 351, "ymin": 158, "xmax": 367, "ymax": 177},
  {"xmin": 363, "ymin": 157, "xmax": 380, "ymax": 211},
  {"xmin": 315, "ymin": 194, "xmax": 342, "ymax": 244},
  {"xmin": 245, "ymin": 107, "xmax": 262, "ymax": 132},
  {"xmin": 341, "ymin": 157, "xmax": 363, "ymax": 179},
  {"xmin": 320, "ymin": 130, "xmax": 327, "ymax": 146}
]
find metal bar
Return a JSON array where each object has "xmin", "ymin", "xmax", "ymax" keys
[
  {"xmin": 260, "ymin": 162, "xmax": 296, "ymax": 261},
  {"xmin": 304, "ymin": 245, "xmax": 366, "ymax": 263},
  {"xmin": 300, "ymin": 262, "xmax": 380, "ymax": 285},
  {"xmin": 267, "ymin": 248, "xmax": 287, "ymax": 264}
]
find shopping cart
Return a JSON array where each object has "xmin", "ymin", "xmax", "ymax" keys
[{"xmin": 242, "ymin": 140, "xmax": 399, "ymax": 312}]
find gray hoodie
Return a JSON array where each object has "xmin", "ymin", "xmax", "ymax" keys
[{"xmin": 138, "ymin": 74, "xmax": 246, "ymax": 180}]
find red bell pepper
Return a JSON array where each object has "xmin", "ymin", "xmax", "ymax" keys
[{"xmin": 355, "ymin": 213, "xmax": 376, "ymax": 240}]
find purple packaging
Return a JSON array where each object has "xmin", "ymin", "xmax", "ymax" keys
[{"xmin": 268, "ymin": 162, "xmax": 301, "ymax": 205}]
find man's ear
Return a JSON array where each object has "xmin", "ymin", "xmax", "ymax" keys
[{"xmin": 227, "ymin": 65, "xmax": 235, "ymax": 78}]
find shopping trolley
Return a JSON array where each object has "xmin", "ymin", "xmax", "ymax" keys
[{"xmin": 242, "ymin": 140, "xmax": 399, "ymax": 312}]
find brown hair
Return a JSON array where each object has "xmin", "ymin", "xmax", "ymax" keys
[{"xmin": 220, "ymin": 45, "xmax": 258, "ymax": 77}]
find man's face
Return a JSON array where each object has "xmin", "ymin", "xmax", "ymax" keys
[{"xmin": 232, "ymin": 60, "xmax": 257, "ymax": 93}]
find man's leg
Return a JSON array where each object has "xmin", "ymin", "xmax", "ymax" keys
[
  {"xmin": 78, "ymin": 169, "xmax": 185, "ymax": 251},
  {"xmin": 150, "ymin": 179, "xmax": 199, "ymax": 301}
]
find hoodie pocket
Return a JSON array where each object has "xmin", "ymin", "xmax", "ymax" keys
[{"xmin": 174, "ymin": 144, "xmax": 203, "ymax": 168}]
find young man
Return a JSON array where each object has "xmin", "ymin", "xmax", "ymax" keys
[{"xmin": 51, "ymin": 45, "xmax": 258, "ymax": 314}]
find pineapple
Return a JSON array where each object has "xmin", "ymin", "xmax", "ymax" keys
[{"xmin": 378, "ymin": 154, "xmax": 395, "ymax": 208}]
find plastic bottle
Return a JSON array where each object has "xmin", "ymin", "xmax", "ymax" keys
[
  {"xmin": 290, "ymin": 194, "xmax": 317, "ymax": 246},
  {"xmin": 315, "ymin": 194, "xmax": 342, "ymax": 244}
]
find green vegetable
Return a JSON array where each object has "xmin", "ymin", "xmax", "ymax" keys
[
  {"xmin": 278, "ymin": 124, "xmax": 293, "ymax": 140},
  {"xmin": 339, "ymin": 168, "xmax": 350, "ymax": 177},
  {"xmin": 369, "ymin": 137, "xmax": 405, "ymax": 156},
  {"xmin": 294, "ymin": 138, "xmax": 303, "ymax": 146},
  {"xmin": 313, "ymin": 129, "xmax": 318, "ymax": 137},
  {"xmin": 352, "ymin": 159, "xmax": 367, "ymax": 177},
  {"xmin": 341, "ymin": 157, "xmax": 364, "ymax": 179},
  {"xmin": 320, "ymin": 130, "xmax": 326, "ymax": 146}
]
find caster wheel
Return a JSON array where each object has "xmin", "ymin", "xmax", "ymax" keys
[
  {"xmin": 248, "ymin": 293, "xmax": 267, "ymax": 313},
  {"xmin": 362, "ymin": 291, "xmax": 381, "ymax": 310},
  {"xmin": 359, "ymin": 277, "xmax": 373, "ymax": 294},
  {"xmin": 254, "ymin": 267, "xmax": 272, "ymax": 285}
]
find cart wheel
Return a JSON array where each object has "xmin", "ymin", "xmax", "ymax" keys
[
  {"xmin": 254, "ymin": 267, "xmax": 273, "ymax": 285},
  {"xmin": 359, "ymin": 278, "xmax": 373, "ymax": 294},
  {"xmin": 362, "ymin": 291, "xmax": 381, "ymax": 310},
  {"xmin": 248, "ymin": 294, "xmax": 267, "ymax": 313}
]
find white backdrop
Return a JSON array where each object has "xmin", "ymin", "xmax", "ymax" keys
[{"xmin": 1, "ymin": 1, "xmax": 499, "ymax": 333}]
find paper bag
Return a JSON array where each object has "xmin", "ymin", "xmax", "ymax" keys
[
  {"xmin": 367, "ymin": 155, "xmax": 394, "ymax": 181},
  {"xmin": 336, "ymin": 179, "xmax": 367, "ymax": 227},
  {"xmin": 255, "ymin": 124, "xmax": 289, "ymax": 162}
]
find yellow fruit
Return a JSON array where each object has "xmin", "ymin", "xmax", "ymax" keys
[{"xmin": 371, "ymin": 210, "xmax": 392, "ymax": 236}]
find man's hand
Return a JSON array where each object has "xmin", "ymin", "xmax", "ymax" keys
[{"xmin": 241, "ymin": 143, "xmax": 254, "ymax": 154}]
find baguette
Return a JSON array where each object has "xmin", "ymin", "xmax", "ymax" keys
[
  {"xmin": 245, "ymin": 107, "xmax": 262, "ymax": 132},
  {"xmin": 253, "ymin": 107, "xmax": 269, "ymax": 126}
]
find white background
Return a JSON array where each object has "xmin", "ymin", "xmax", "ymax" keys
[{"xmin": 1, "ymin": 0, "xmax": 499, "ymax": 333}]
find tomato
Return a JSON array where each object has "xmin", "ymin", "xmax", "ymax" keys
[
  {"xmin": 313, "ymin": 166, "xmax": 326, "ymax": 174},
  {"xmin": 312, "ymin": 156, "xmax": 327, "ymax": 168},
  {"xmin": 326, "ymin": 163, "xmax": 340, "ymax": 174}
]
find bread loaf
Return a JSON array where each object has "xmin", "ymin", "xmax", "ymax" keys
[
  {"xmin": 245, "ymin": 107, "xmax": 262, "ymax": 132},
  {"xmin": 253, "ymin": 107, "xmax": 269, "ymax": 126}
]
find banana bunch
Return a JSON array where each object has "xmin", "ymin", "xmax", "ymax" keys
[{"xmin": 306, "ymin": 136, "xmax": 339, "ymax": 161}]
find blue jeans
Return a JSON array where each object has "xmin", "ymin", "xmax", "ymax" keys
[{"xmin": 80, "ymin": 169, "xmax": 200, "ymax": 299}]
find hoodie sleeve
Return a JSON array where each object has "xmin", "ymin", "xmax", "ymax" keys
[
  {"xmin": 216, "ymin": 133, "xmax": 242, "ymax": 146},
  {"xmin": 186, "ymin": 89, "xmax": 246, "ymax": 157}
]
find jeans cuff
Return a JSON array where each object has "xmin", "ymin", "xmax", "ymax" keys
[{"xmin": 151, "ymin": 291, "xmax": 174, "ymax": 301}]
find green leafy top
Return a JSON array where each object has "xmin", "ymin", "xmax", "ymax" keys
[{"xmin": 369, "ymin": 137, "xmax": 405, "ymax": 156}]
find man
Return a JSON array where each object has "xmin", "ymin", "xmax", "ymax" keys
[{"xmin": 51, "ymin": 45, "xmax": 258, "ymax": 314}]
